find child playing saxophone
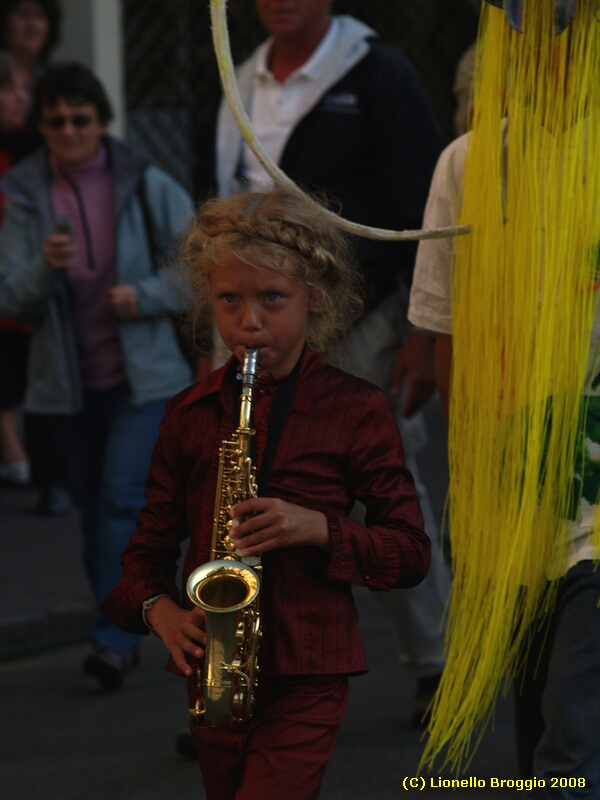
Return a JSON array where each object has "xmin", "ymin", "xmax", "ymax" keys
[{"xmin": 102, "ymin": 187, "xmax": 430, "ymax": 800}]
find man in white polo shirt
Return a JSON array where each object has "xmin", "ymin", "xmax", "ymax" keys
[{"xmin": 199, "ymin": 0, "xmax": 451, "ymax": 729}]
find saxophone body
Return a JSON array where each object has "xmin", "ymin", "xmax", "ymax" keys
[{"xmin": 187, "ymin": 348, "xmax": 262, "ymax": 727}]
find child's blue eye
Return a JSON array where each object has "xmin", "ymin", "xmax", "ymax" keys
[
  {"xmin": 265, "ymin": 292, "xmax": 281, "ymax": 301},
  {"xmin": 222, "ymin": 293, "xmax": 236, "ymax": 303}
]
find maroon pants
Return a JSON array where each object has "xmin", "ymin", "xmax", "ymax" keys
[{"xmin": 189, "ymin": 674, "xmax": 349, "ymax": 800}]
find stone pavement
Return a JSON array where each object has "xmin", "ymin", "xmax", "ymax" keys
[{"xmin": 0, "ymin": 484, "xmax": 93, "ymax": 660}]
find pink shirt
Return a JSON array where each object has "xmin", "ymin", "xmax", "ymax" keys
[{"xmin": 50, "ymin": 143, "xmax": 127, "ymax": 391}]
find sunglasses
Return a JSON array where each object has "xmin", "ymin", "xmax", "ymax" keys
[{"xmin": 42, "ymin": 114, "xmax": 94, "ymax": 130}]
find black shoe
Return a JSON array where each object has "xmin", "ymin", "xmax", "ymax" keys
[
  {"xmin": 36, "ymin": 485, "xmax": 67, "ymax": 516},
  {"xmin": 0, "ymin": 459, "xmax": 31, "ymax": 487},
  {"xmin": 83, "ymin": 646, "xmax": 139, "ymax": 690},
  {"xmin": 176, "ymin": 729, "xmax": 196, "ymax": 760},
  {"xmin": 412, "ymin": 672, "xmax": 443, "ymax": 728}
]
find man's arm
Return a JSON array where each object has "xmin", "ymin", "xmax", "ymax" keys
[
  {"xmin": 392, "ymin": 327, "xmax": 436, "ymax": 417},
  {"xmin": 407, "ymin": 137, "xmax": 468, "ymax": 423},
  {"xmin": 434, "ymin": 333, "xmax": 452, "ymax": 423}
]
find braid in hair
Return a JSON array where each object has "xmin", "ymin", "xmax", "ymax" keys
[{"xmin": 184, "ymin": 188, "xmax": 364, "ymax": 356}]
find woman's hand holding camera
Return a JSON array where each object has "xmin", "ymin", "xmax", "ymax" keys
[{"xmin": 43, "ymin": 233, "xmax": 76, "ymax": 271}]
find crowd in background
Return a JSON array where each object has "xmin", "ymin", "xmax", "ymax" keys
[
  {"xmin": 0, "ymin": 0, "xmax": 469, "ymax": 699},
  {"xmin": 0, "ymin": 0, "xmax": 473, "ymax": 785}
]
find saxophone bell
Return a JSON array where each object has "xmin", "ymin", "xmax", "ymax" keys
[
  {"xmin": 187, "ymin": 560, "xmax": 260, "ymax": 615},
  {"xmin": 187, "ymin": 561, "xmax": 261, "ymax": 726}
]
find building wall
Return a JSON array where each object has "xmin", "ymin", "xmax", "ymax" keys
[{"xmin": 51, "ymin": 0, "xmax": 126, "ymax": 138}]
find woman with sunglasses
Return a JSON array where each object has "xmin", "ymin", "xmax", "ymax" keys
[{"xmin": 0, "ymin": 61, "xmax": 195, "ymax": 690}]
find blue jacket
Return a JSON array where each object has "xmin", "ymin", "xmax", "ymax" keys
[{"xmin": 0, "ymin": 136, "xmax": 194, "ymax": 414}]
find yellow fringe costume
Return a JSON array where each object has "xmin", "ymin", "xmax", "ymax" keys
[{"xmin": 422, "ymin": 0, "xmax": 600, "ymax": 771}]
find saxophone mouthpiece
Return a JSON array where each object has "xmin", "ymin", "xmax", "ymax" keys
[{"xmin": 242, "ymin": 348, "xmax": 259, "ymax": 387}]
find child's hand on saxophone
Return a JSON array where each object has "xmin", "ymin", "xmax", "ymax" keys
[
  {"xmin": 229, "ymin": 498, "xmax": 331, "ymax": 556},
  {"xmin": 145, "ymin": 597, "xmax": 206, "ymax": 677}
]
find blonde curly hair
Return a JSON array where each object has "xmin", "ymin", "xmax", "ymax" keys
[{"xmin": 184, "ymin": 188, "xmax": 364, "ymax": 357}]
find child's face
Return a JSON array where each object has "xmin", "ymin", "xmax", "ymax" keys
[{"xmin": 209, "ymin": 256, "xmax": 310, "ymax": 378}]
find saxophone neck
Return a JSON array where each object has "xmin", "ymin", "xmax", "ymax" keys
[{"xmin": 239, "ymin": 348, "xmax": 259, "ymax": 433}]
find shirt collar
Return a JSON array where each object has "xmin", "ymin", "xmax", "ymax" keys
[
  {"xmin": 178, "ymin": 345, "xmax": 324, "ymax": 413},
  {"xmin": 255, "ymin": 17, "xmax": 340, "ymax": 84}
]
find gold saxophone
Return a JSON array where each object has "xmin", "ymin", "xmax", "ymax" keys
[{"xmin": 186, "ymin": 348, "xmax": 262, "ymax": 727}]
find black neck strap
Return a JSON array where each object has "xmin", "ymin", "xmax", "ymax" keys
[{"xmin": 254, "ymin": 355, "xmax": 302, "ymax": 496}]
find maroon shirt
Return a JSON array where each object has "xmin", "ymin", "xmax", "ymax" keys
[{"xmin": 102, "ymin": 346, "xmax": 429, "ymax": 676}]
